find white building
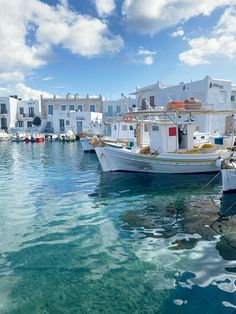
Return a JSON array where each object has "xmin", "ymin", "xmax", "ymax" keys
[
  {"xmin": 52, "ymin": 110, "xmax": 102, "ymax": 133},
  {"xmin": 132, "ymin": 76, "xmax": 235, "ymax": 133},
  {"xmin": 0, "ymin": 96, "xmax": 18, "ymax": 130},
  {"xmin": 41, "ymin": 94, "xmax": 103, "ymax": 133},
  {"xmin": 103, "ymin": 98, "xmax": 136, "ymax": 118},
  {"xmin": 16, "ymin": 99, "xmax": 40, "ymax": 129}
]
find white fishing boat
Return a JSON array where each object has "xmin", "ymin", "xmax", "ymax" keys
[
  {"xmin": 95, "ymin": 110, "xmax": 235, "ymax": 174},
  {"xmin": 221, "ymin": 158, "xmax": 236, "ymax": 193}
]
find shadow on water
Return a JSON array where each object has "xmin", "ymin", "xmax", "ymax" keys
[{"xmin": 93, "ymin": 171, "xmax": 222, "ymax": 197}]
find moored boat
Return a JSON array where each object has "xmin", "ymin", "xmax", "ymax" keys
[{"xmin": 221, "ymin": 158, "xmax": 236, "ymax": 193}]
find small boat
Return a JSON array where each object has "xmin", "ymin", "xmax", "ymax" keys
[
  {"xmin": 95, "ymin": 113, "xmax": 234, "ymax": 174},
  {"xmin": 11, "ymin": 132, "xmax": 26, "ymax": 142},
  {"xmin": 221, "ymin": 158, "xmax": 236, "ymax": 193},
  {"xmin": 59, "ymin": 130, "xmax": 76, "ymax": 142}
]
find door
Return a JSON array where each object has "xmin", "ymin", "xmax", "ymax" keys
[
  {"xmin": 1, "ymin": 117, "xmax": 7, "ymax": 129},
  {"xmin": 59, "ymin": 119, "xmax": 65, "ymax": 132},
  {"xmin": 77, "ymin": 121, "xmax": 83, "ymax": 133}
]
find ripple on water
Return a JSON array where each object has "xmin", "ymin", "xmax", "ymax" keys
[{"xmin": 0, "ymin": 142, "xmax": 235, "ymax": 313}]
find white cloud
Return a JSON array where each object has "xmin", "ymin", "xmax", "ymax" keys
[
  {"xmin": 42, "ymin": 77, "xmax": 53, "ymax": 81},
  {"xmin": 0, "ymin": 72, "xmax": 25, "ymax": 83},
  {"xmin": 15, "ymin": 83, "xmax": 55, "ymax": 100},
  {"xmin": 122, "ymin": 0, "xmax": 234, "ymax": 35},
  {"xmin": 0, "ymin": 0, "xmax": 123, "ymax": 85},
  {"xmin": 171, "ymin": 28, "xmax": 185, "ymax": 38},
  {"xmin": 94, "ymin": 0, "xmax": 116, "ymax": 17},
  {"xmin": 127, "ymin": 47, "xmax": 156, "ymax": 65},
  {"xmin": 180, "ymin": 7, "xmax": 236, "ymax": 65}
]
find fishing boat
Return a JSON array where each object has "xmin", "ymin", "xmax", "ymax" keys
[
  {"xmin": 59, "ymin": 130, "xmax": 76, "ymax": 142},
  {"xmin": 95, "ymin": 110, "xmax": 235, "ymax": 174}
]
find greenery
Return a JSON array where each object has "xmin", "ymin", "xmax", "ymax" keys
[{"xmin": 32, "ymin": 116, "xmax": 41, "ymax": 126}]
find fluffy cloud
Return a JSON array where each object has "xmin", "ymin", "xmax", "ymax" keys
[
  {"xmin": 180, "ymin": 7, "xmax": 236, "ymax": 65},
  {"xmin": 122, "ymin": 0, "xmax": 234, "ymax": 35},
  {"xmin": 171, "ymin": 28, "xmax": 185, "ymax": 38},
  {"xmin": 0, "ymin": 0, "xmax": 123, "ymax": 85},
  {"xmin": 94, "ymin": 0, "xmax": 116, "ymax": 17},
  {"xmin": 127, "ymin": 47, "xmax": 156, "ymax": 65}
]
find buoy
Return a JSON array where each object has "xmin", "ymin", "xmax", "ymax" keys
[{"xmin": 215, "ymin": 157, "xmax": 223, "ymax": 168}]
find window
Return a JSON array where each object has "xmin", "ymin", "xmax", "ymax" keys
[
  {"xmin": 66, "ymin": 120, "xmax": 70, "ymax": 126},
  {"xmin": 61, "ymin": 105, "xmax": 66, "ymax": 110},
  {"xmin": 231, "ymin": 95, "xmax": 235, "ymax": 102},
  {"xmin": 78, "ymin": 105, "xmax": 83, "ymax": 112},
  {"xmin": 69, "ymin": 105, "xmax": 74, "ymax": 111},
  {"xmin": 48, "ymin": 105, "xmax": 53, "ymax": 115},
  {"xmin": 108, "ymin": 105, "xmax": 113, "ymax": 115},
  {"xmin": 59, "ymin": 119, "xmax": 65, "ymax": 131},
  {"xmin": 150, "ymin": 96, "xmax": 155, "ymax": 107},
  {"xmin": 152, "ymin": 125, "xmax": 159, "ymax": 131},
  {"xmin": 122, "ymin": 125, "xmax": 127, "ymax": 131},
  {"xmin": 27, "ymin": 121, "xmax": 32, "ymax": 128},
  {"xmin": 116, "ymin": 105, "xmax": 121, "ymax": 113},
  {"xmin": 0, "ymin": 103, "xmax": 7, "ymax": 114},
  {"xmin": 19, "ymin": 107, "xmax": 24, "ymax": 115},
  {"xmin": 29, "ymin": 107, "xmax": 34, "ymax": 117},
  {"xmin": 18, "ymin": 121, "xmax": 24, "ymax": 128},
  {"xmin": 141, "ymin": 98, "xmax": 147, "ymax": 110},
  {"xmin": 130, "ymin": 125, "xmax": 134, "ymax": 130},
  {"xmin": 144, "ymin": 124, "xmax": 149, "ymax": 132},
  {"xmin": 114, "ymin": 125, "xmax": 117, "ymax": 131},
  {"xmin": 90, "ymin": 104, "xmax": 96, "ymax": 112}
]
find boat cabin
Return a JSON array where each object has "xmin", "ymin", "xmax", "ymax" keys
[{"xmin": 149, "ymin": 120, "xmax": 198, "ymax": 153}]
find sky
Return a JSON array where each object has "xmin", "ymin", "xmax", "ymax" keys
[{"xmin": 0, "ymin": 0, "xmax": 236, "ymax": 100}]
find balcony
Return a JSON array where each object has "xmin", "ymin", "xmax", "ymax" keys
[{"xmin": 0, "ymin": 110, "xmax": 7, "ymax": 115}]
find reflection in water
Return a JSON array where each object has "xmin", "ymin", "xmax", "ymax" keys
[{"xmin": 0, "ymin": 142, "xmax": 235, "ymax": 313}]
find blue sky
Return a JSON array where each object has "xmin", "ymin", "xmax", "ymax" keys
[{"xmin": 0, "ymin": 0, "xmax": 236, "ymax": 100}]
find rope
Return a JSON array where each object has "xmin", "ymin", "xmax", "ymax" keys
[{"xmin": 199, "ymin": 171, "xmax": 221, "ymax": 191}]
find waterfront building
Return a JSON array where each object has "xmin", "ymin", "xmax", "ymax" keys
[
  {"xmin": 132, "ymin": 75, "xmax": 236, "ymax": 133},
  {"xmin": 103, "ymin": 98, "xmax": 136, "ymax": 118},
  {"xmin": 41, "ymin": 94, "xmax": 103, "ymax": 133},
  {"xmin": 0, "ymin": 96, "xmax": 18, "ymax": 130},
  {"xmin": 16, "ymin": 99, "xmax": 40, "ymax": 129}
]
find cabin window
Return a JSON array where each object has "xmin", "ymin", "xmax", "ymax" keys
[
  {"xmin": 130, "ymin": 125, "xmax": 134, "ymax": 131},
  {"xmin": 152, "ymin": 125, "xmax": 159, "ymax": 131},
  {"xmin": 122, "ymin": 125, "xmax": 127, "ymax": 131},
  {"xmin": 144, "ymin": 124, "xmax": 149, "ymax": 132}
]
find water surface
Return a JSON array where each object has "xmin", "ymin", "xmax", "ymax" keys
[{"xmin": 0, "ymin": 142, "xmax": 235, "ymax": 313}]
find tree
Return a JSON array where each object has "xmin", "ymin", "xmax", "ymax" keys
[{"xmin": 32, "ymin": 116, "xmax": 41, "ymax": 127}]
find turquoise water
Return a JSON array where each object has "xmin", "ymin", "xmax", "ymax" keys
[{"xmin": 0, "ymin": 142, "xmax": 235, "ymax": 314}]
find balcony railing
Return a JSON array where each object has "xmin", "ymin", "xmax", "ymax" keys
[{"xmin": 0, "ymin": 110, "xmax": 7, "ymax": 114}]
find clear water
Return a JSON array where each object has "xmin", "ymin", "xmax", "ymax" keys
[{"xmin": 0, "ymin": 142, "xmax": 235, "ymax": 314}]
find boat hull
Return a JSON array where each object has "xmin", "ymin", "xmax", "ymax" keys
[
  {"xmin": 95, "ymin": 146, "xmax": 231, "ymax": 174},
  {"xmin": 222, "ymin": 166, "xmax": 236, "ymax": 193},
  {"xmin": 80, "ymin": 137, "xmax": 94, "ymax": 152}
]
